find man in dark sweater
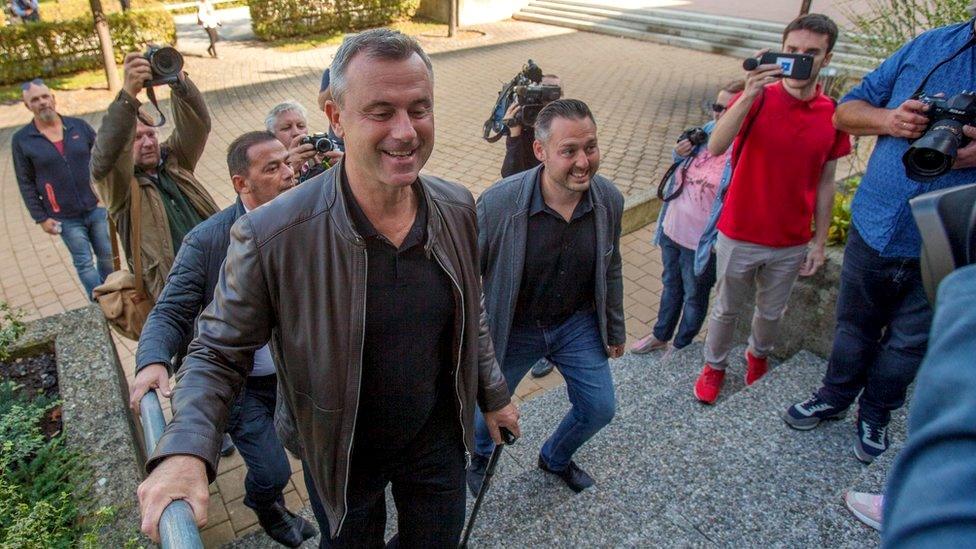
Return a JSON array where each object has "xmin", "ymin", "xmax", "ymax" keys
[{"xmin": 12, "ymin": 79, "xmax": 113, "ymax": 299}]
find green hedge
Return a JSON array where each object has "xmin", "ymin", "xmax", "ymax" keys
[
  {"xmin": 250, "ymin": 0, "xmax": 419, "ymax": 41},
  {"xmin": 0, "ymin": 5, "xmax": 176, "ymax": 85}
]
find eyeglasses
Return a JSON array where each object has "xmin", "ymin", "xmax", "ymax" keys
[
  {"xmin": 20, "ymin": 78, "xmax": 44, "ymax": 91},
  {"xmin": 710, "ymin": 103, "xmax": 728, "ymax": 113}
]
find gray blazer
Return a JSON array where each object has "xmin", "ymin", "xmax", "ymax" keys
[{"xmin": 476, "ymin": 164, "xmax": 626, "ymax": 365}]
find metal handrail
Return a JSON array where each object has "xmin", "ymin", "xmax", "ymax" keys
[{"xmin": 140, "ymin": 390, "xmax": 205, "ymax": 549}]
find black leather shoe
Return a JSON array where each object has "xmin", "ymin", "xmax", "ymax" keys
[
  {"xmin": 219, "ymin": 434, "xmax": 236, "ymax": 457},
  {"xmin": 530, "ymin": 359, "xmax": 555, "ymax": 378},
  {"xmin": 537, "ymin": 455, "xmax": 594, "ymax": 493},
  {"xmin": 255, "ymin": 502, "xmax": 318, "ymax": 547},
  {"xmin": 466, "ymin": 452, "xmax": 490, "ymax": 497}
]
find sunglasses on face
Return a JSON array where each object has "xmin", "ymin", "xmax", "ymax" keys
[{"xmin": 710, "ymin": 103, "xmax": 727, "ymax": 113}]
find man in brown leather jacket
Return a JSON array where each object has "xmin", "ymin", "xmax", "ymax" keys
[
  {"xmin": 137, "ymin": 29, "xmax": 521, "ymax": 547},
  {"xmin": 91, "ymin": 52, "xmax": 219, "ymax": 301}
]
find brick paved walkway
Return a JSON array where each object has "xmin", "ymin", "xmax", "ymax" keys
[{"xmin": 0, "ymin": 17, "xmax": 748, "ymax": 546}]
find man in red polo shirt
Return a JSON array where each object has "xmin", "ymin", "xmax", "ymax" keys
[{"xmin": 694, "ymin": 13, "xmax": 851, "ymax": 404}]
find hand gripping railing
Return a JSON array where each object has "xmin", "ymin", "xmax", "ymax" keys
[{"xmin": 140, "ymin": 390, "xmax": 205, "ymax": 549}]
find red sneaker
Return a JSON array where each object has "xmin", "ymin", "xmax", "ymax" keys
[
  {"xmin": 694, "ymin": 364, "xmax": 725, "ymax": 404},
  {"xmin": 745, "ymin": 349, "xmax": 768, "ymax": 385}
]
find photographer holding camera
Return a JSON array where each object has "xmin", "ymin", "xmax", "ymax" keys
[
  {"xmin": 784, "ymin": 9, "xmax": 976, "ymax": 464},
  {"xmin": 91, "ymin": 51, "xmax": 219, "ymax": 301},
  {"xmin": 631, "ymin": 79, "xmax": 743, "ymax": 355},
  {"xmin": 501, "ymin": 74, "xmax": 561, "ymax": 178}
]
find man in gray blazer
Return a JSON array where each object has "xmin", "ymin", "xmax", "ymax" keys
[{"xmin": 471, "ymin": 99, "xmax": 626, "ymax": 493}]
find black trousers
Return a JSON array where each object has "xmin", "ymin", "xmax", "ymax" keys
[{"xmin": 305, "ymin": 433, "xmax": 466, "ymax": 548}]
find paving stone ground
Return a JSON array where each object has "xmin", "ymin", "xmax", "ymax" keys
[{"xmin": 0, "ymin": 14, "xmax": 789, "ymax": 546}]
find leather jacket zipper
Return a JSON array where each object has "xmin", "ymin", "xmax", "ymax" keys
[{"xmin": 432, "ymin": 247, "xmax": 471, "ymax": 467}]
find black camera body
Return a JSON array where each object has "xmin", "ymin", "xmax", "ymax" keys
[
  {"xmin": 144, "ymin": 45, "xmax": 184, "ymax": 87},
  {"xmin": 512, "ymin": 83, "xmax": 563, "ymax": 127},
  {"xmin": 301, "ymin": 133, "xmax": 338, "ymax": 154},
  {"xmin": 903, "ymin": 91, "xmax": 976, "ymax": 182},
  {"xmin": 678, "ymin": 127, "xmax": 708, "ymax": 147}
]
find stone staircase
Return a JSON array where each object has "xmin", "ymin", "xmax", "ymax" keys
[
  {"xmin": 512, "ymin": 0, "xmax": 876, "ymax": 74},
  {"xmin": 229, "ymin": 343, "xmax": 902, "ymax": 547}
]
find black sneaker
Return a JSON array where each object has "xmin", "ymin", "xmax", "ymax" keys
[
  {"xmin": 854, "ymin": 415, "xmax": 889, "ymax": 464},
  {"xmin": 537, "ymin": 455, "xmax": 594, "ymax": 493},
  {"xmin": 530, "ymin": 359, "xmax": 555, "ymax": 378},
  {"xmin": 466, "ymin": 452, "xmax": 490, "ymax": 497},
  {"xmin": 782, "ymin": 393, "xmax": 848, "ymax": 430}
]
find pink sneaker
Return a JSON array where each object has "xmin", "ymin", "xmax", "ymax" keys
[
  {"xmin": 844, "ymin": 491, "xmax": 883, "ymax": 531},
  {"xmin": 631, "ymin": 334, "xmax": 668, "ymax": 354}
]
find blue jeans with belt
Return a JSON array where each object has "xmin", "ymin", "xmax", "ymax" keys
[
  {"xmin": 653, "ymin": 233, "xmax": 717, "ymax": 348},
  {"xmin": 817, "ymin": 228, "xmax": 933, "ymax": 425},
  {"xmin": 59, "ymin": 207, "xmax": 113, "ymax": 300},
  {"xmin": 473, "ymin": 310, "xmax": 616, "ymax": 470}
]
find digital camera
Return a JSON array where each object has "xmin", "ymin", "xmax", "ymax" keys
[
  {"xmin": 144, "ymin": 45, "xmax": 184, "ymax": 87},
  {"xmin": 678, "ymin": 127, "xmax": 708, "ymax": 147},
  {"xmin": 301, "ymin": 133, "xmax": 339, "ymax": 154},
  {"xmin": 903, "ymin": 91, "xmax": 976, "ymax": 182}
]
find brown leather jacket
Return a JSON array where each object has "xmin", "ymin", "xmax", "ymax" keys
[
  {"xmin": 147, "ymin": 165, "xmax": 511, "ymax": 538},
  {"xmin": 90, "ymin": 78, "xmax": 219, "ymax": 300}
]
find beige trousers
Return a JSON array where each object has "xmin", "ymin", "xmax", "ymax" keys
[{"xmin": 703, "ymin": 233, "xmax": 807, "ymax": 368}]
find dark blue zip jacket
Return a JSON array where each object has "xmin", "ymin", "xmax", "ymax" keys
[{"xmin": 12, "ymin": 116, "xmax": 99, "ymax": 222}]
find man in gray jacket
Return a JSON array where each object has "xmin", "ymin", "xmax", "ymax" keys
[
  {"xmin": 136, "ymin": 29, "xmax": 520, "ymax": 547},
  {"xmin": 471, "ymin": 99, "xmax": 625, "ymax": 494}
]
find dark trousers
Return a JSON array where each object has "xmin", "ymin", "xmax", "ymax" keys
[
  {"xmin": 226, "ymin": 375, "xmax": 292, "ymax": 511},
  {"xmin": 817, "ymin": 228, "xmax": 933, "ymax": 425},
  {"xmin": 304, "ymin": 434, "xmax": 466, "ymax": 548},
  {"xmin": 653, "ymin": 233, "xmax": 717, "ymax": 348},
  {"xmin": 205, "ymin": 27, "xmax": 218, "ymax": 56}
]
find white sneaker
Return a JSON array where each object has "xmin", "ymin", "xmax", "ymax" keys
[{"xmin": 844, "ymin": 491, "xmax": 883, "ymax": 531}]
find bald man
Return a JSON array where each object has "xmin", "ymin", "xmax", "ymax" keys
[{"xmin": 12, "ymin": 79, "xmax": 113, "ymax": 299}]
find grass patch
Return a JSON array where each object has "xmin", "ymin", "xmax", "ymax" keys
[
  {"xmin": 269, "ymin": 16, "xmax": 447, "ymax": 52},
  {"xmin": 0, "ymin": 68, "xmax": 120, "ymax": 104}
]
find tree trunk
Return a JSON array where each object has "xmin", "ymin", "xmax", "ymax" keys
[
  {"xmin": 448, "ymin": 0, "xmax": 457, "ymax": 37},
  {"xmin": 120, "ymin": 0, "xmax": 130, "ymax": 11},
  {"xmin": 799, "ymin": 0, "xmax": 813, "ymax": 15},
  {"xmin": 90, "ymin": 0, "xmax": 121, "ymax": 92}
]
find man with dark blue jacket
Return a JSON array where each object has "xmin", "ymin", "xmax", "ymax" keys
[
  {"xmin": 12, "ymin": 79, "xmax": 113, "ymax": 300},
  {"xmin": 129, "ymin": 131, "xmax": 316, "ymax": 547}
]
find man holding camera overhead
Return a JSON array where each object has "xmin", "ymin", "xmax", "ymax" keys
[
  {"xmin": 91, "ymin": 51, "xmax": 219, "ymax": 302},
  {"xmin": 784, "ymin": 11, "xmax": 976, "ymax": 464},
  {"xmin": 693, "ymin": 14, "xmax": 851, "ymax": 405}
]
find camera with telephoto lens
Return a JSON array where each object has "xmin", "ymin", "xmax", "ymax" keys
[
  {"xmin": 903, "ymin": 91, "xmax": 976, "ymax": 182},
  {"xmin": 301, "ymin": 133, "xmax": 338, "ymax": 154},
  {"xmin": 144, "ymin": 45, "xmax": 184, "ymax": 87},
  {"xmin": 483, "ymin": 60, "xmax": 562, "ymax": 142},
  {"xmin": 678, "ymin": 127, "xmax": 708, "ymax": 147}
]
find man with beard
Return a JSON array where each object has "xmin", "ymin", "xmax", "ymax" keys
[
  {"xmin": 12, "ymin": 79, "xmax": 113, "ymax": 300},
  {"xmin": 471, "ymin": 99, "xmax": 625, "ymax": 494},
  {"xmin": 135, "ymin": 29, "xmax": 520, "ymax": 546}
]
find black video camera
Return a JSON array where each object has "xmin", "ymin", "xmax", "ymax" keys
[
  {"xmin": 903, "ymin": 91, "xmax": 976, "ymax": 182},
  {"xmin": 301, "ymin": 133, "xmax": 339, "ymax": 154},
  {"xmin": 678, "ymin": 127, "xmax": 708, "ymax": 147},
  {"xmin": 911, "ymin": 183, "xmax": 976, "ymax": 303},
  {"xmin": 144, "ymin": 45, "xmax": 184, "ymax": 87},
  {"xmin": 483, "ymin": 60, "xmax": 562, "ymax": 142}
]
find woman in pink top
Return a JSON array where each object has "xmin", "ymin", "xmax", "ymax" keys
[{"xmin": 633, "ymin": 80, "xmax": 743, "ymax": 353}]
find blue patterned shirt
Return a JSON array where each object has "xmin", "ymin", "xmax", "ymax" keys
[{"xmin": 842, "ymin": 20, "xmax": 976, "ymax": 258}]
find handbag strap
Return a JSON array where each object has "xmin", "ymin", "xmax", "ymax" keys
[{"xmin": 130, "ymin": 173, "xmax": 145, "ymax": 296}]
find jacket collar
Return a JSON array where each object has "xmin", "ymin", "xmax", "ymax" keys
[
  {"xmin": 514, "ymin": 163, "xmax": 599, "ymax": 215},
  {"xmin": 26, "ymin": 114, "xmax": 75, "ymax": 138}
]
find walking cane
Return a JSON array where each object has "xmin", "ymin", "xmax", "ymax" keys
[{"xmin": 459, "ymin": 427, "xmax": 518, "ymax": 548}]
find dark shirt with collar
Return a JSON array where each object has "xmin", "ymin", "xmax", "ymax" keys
[
  {"xmin": 11, "ymin": 116, "xmax": 99, "ymax": 222},
  {"xmin": 514, "ymin": 170, "xmax": 597, "ymax": 328},
  {"xmin": 341, "ymin": 173, "xmax": 458, "ymax": 454}
]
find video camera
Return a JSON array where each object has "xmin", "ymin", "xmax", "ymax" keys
[
  {"xmin": 903, "ymin": 91, "xmax": 976, "ymax": 182},
  {"xmin": 482, "ymin": 60, "xmax": 562, "ymax": 143},
  {"xmin": 911, "ymin": 183, "xmax": 976, "ymax": 303}
]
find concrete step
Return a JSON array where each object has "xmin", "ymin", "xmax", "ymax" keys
[{"xmin": 514, "ymin": 0, "xmax": 875, "ymax": 74}]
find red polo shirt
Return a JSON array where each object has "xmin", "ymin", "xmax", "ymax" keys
[{"xmin": 717, "ymin": 82, "xmax": 851, "ymax": 247}]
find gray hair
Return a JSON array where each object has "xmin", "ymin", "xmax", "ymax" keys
[
  {"xmin": 264, "ymin": 101, "xmax": 307, "ymax": 133},
  {"xmin": 534, "ymin": 99, "xmax": 596, "ymax": 144},
  {"xmin": 329, "ymin": 28, "xmax": 433, "ymax": 107}
]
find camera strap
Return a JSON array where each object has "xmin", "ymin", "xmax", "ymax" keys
[
  {"xmin": 913, "ymin": 25, "xmax": 976, "ymax": 97},
  {"xmin": 657, "ymin": 157, "xmax": 693, "ymax": 202},
  {"xmin": 143, "ymin": 85, "xmax": 167, "ymax": 128}
]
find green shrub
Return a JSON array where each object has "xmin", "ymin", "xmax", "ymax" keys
[
  {"xmin": 827, "ymin": 176, "xmax": 861, "ymax": 247},
  {"xmin": 0, "ymin": 303, "xmax": 24, "ymax": 362},
  {"xmin": 0, "ymin": 3, "xmax": 176, "ymax": 85},
  {"xmin": 0, "ymin": 381, "xmax": 114, "ymax": 548},
  {"xmin": 249, "ymin": 0, "xmax": 420, "ymax": 41}
]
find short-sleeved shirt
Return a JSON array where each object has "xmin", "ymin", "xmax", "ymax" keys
[
  {"xmin": 717, "ymin": 82, "xmax": 851, "ymax": 248},
  {"xmin": 663, "ymin": 147, "xmax": 729, "ymax": 250},
  {"xmin": 842, "ymin": 20, "xmax": 976, "ymax": 258}
]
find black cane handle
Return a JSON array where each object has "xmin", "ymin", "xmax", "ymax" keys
[{"xmin": 500, "ymin": 427, "xmax": 518, "ymax": 445}]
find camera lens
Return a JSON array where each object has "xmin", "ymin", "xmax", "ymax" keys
[
  {"xmin": 904, "ymin": 120, "xmax": 963, "ymax": 182},
  {"xmin": 151, "ymin": 47, "xmax": 183, "ymax": 77},
  {"xmin": 314, "ymin": 138, "xmax": 334, "ymax": 153}
]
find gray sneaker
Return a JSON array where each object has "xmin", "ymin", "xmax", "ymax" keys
[
  {"xmin": 783, "ymin": 393, "xmax": 848, "ymax": 430},
  {"xmin": 854, "ymin": 415, "xmax": 889, "ymax": 464}
]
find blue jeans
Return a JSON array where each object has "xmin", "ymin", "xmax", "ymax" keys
[
  {"xmin": 474, "ymin": 310, "xmax": 616, "ymax": 470},
  {"xmin": 653, "ymin": 234, "xmax": 717, "ymax": 348},
  {"xmin": 59, "ymin": 207, "xmax": 113, "ymax": 300},
  {"xmin": 817, "ymin": 228, "xmax": 933, "ymax": 425},
  {"xmin": 226, "ymin": 375, "xmax": 292, "ymax": 511}
]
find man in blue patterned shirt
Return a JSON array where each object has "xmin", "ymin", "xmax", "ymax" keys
[{"xmin": 784, "ymin": 14, "xmax": 976, "ymax": 463}]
